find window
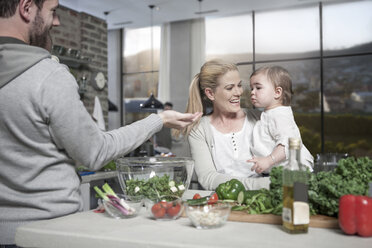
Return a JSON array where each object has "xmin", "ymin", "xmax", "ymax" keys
[
  {"xmin": 323, "ymin": 55, "xmax": 372, "ymax": 155},
  {"xmin": 237, "ymin": 64, "xmax": 253, "ymax": 108},
  {"xmin": 123, "ymin": 26, "xmax": 160, "ymax": 73},
  {"xmin": 205, "ymin": 0, "xmax": 372, "ymax": 157},
  {"xmin": 206, "ymin": 14, "xmax": 253, "ymax": 64},
  {"xmin": 323, "ymin": 1, "xmax": 372, "ymax": 56},
  {"xmin": 255, "ymin": 6, "xmax": 320, "ymax": 60},
  {"xmin": 122, "ymin": 26, "xmax": 161, "ymax": 124},
  {"xmin": 322, "ymin": 1, "xmax": 372, "ymax": 155}
]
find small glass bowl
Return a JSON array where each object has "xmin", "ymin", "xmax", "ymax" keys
[
  {"xmin": 144, "ymin": 195, "xmax": 184, "ymax": 220},
  {"xmin": 184, "ymin": 202, "xmax": 231, "ymax": 229},
  {"xmin": 102, "ymin": 194, "xmax": 143, "ymax": 219}
]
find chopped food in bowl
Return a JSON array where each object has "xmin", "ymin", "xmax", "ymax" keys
[{"xmin": 184, "ymin": 202, "xmax": 231, "ymax": 229}]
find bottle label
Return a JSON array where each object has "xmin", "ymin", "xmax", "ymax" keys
[
  {"xmin": 294, "ymin": 182, "xmax": 308, "ymax": 202},
  {"xmin": 282, "ymin": 207, "xmax": 292, "ymax": 223},
  {"xmin": 293, "ymin": 201, "xmax": 310, "ymax": 225}
]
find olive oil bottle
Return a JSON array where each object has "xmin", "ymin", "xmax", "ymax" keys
[{"xmin": 282, "ymin": 138, "xmax": 309, "ymax": 234}]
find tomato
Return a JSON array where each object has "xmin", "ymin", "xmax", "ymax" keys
[
  {"xmin": 159, "ymin": 200, "xmax": 172, "ymax": 209},
  {"xmin": 193, "ymin": 193, "xmax": 201, "ymax": 200},
  {"xmin": 166, "ymin": 203, "xmax": 181, "ymax": 217},
  {"xmin": 208, "ymin": 193, "xmax": 218, "ymax": 204},
  {"xmin": 151, "ymin": 203, "xmax": 166, "ymax": 218}
]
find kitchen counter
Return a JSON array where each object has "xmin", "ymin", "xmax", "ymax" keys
[
  {"xmin": 15, "ymin": 190, "xmax": 371, "ymax": 248},
  {"xmin": 80, "ymin": 171, "xmax": 117, "ymax": 184}
]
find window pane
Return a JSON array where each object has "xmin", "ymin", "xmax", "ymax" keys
[
  {"xmin": 323, "ymin": 1, "xmax": 372, "ymax": 56},
  {"xmin": 206, "ymin": 14, "xmax": 253, "ymax": 64},
  {"xmin": 123, "ymin": 26, "xmax": 160, "ymax": 73},
  {"xmin": 123, "ymin": 72, "xmax": 159, "ymax": 99},
  {"xmin": 323, "ymin": 55, "xmax": 372, "ymax": 156},
  {"xmin": 254, "ymin": 60, "xmax": 321, "ymax": 156},
  {"xmin": 255, "ymin": 6, "xmax": 320, "ymax": 60},
  {"xmin": 237, "ymin": 64, "xmax": 253, "ymax": 108}
]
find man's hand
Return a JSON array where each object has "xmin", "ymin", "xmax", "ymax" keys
[{"xmin": 158, "ymin": 110, "xmax": 202, "ymax": 129}]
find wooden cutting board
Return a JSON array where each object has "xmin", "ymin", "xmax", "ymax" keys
[
  {"xmin": 227, "ymin": 211, "xmax": 339, "ymax": 229},
  {"xmin": 182, "ymin": 211, "xmax": 339, "ymax": 229}
]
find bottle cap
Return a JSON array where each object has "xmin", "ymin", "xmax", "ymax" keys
[{"xmin": 289, "ymin": 138, "xmax": 301, "ymax": 149}]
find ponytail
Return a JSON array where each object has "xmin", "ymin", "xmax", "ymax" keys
[
  {"xmin": 176, "ymin": 59, "xmax": 238, "ymax": 137},
  {"xmin": 174, "ymin": 74, "xmax": 204, "ymax": 137}
]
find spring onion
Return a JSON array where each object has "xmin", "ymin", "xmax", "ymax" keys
[{"xmin": 94, "ymin": 183, "xmax": 135, "ymax": 216}]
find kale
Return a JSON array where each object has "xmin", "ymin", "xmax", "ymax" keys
[
  {"xmin": 309, "ymin": 156, "xmax": 372, "ymax": 216},
  {"xmin": 268, "ymin": 166, "xmax": 284, "ymax": 215},
  {"xmin": 233, "ymin": 156, "xmax": 372, "ymax": 217}
]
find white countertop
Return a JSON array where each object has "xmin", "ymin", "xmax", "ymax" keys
[{"xmin": 15, "ymin": 190, "xmax": 372, "ymax": 248}]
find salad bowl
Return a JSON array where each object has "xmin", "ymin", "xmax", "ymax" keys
[{"xmin": 116, "ymin": 157, "xmax": 194, "ymax": 200}]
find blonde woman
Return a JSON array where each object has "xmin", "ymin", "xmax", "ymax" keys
[{"xmin": 180, "ymin": 60, "xmax": 270, "ymax": 191}]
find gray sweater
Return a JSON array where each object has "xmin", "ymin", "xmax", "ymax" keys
[{"xmin": 0, "ymin": 38, "xmax": 162, "ymax": 244}]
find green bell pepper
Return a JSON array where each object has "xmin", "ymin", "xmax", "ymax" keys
[{"xmin": 216, "ymin": 179, "xmax": 245, "ymax": 200}]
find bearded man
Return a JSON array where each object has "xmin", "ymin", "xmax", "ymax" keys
[{"xmin": 0, "ymin": 1, "xmax": 201, "ymax": 246}]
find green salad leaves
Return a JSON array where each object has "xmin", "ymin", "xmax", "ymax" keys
[
  {"xmin": 126, "ymin": 174, "xmax": 185, "ymax": 200},
  {"xmin": 231, "ymin": 156, "xmax": 372, "ymax": 217}
]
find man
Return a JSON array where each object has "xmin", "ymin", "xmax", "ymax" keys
[{"xmin": 0, "ymin": 0, "xmax": 201, "ymax": 245}]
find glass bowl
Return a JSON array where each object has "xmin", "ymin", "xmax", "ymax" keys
[
  {"xmin": 144, "ymin": 195, "xmax": 184, "ymax": 220},
  {"xmin": 116, "ymin": 157, "xmax": 194, "ymax": 199},
  {"xmin": 184, "ymin": 202, "xmax": 232, "ymax": 229},
  {"xmin": 102, "ymin": 194, "xmax": 143, "ymax": 219}
]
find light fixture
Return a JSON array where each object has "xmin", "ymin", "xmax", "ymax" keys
[
  {"xmin": 140, "ymin": 92, "xmax": 164, "ymax": 110},
  {"xmin": 140, "ymin": 5, "xmax": 164, "ymax": 111},
  {"xmin": 194, "ymin": 0, "xmax": 218, "ymax": 15}
]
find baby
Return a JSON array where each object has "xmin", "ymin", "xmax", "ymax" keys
[{"xmin": 247, "ymin": 66, "xmax": 314, "ymax": 174}]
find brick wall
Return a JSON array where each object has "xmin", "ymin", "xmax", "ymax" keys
[{"xmin": 50, "ymin": 6, "xmax": 108, "ymax": 129}]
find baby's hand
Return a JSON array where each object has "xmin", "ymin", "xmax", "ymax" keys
[{"xmin": 247, "ymin": 156, "xmax": 272, "ymax": 174}]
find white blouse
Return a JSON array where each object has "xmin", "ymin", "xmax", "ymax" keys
[
  {"xmin": 250, "ymin": 106, "xmax": 314, "ymax": 170},
  {"xmin": 210, "ymin": 117, "xmax": 259, "ymax": 178}
]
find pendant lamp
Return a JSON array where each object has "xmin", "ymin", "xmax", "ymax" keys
[{"xmin": 140, "ymin": 5, "xmax": 164, "ymax": 111}]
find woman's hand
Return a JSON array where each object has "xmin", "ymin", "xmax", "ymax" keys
[
  {"xmin": 248, "ymin": 156, "xmax": 272, "ymax": 174},
  {"xmin": 158, "ymin": 110, "xmax": 202, "ymax": 129}
]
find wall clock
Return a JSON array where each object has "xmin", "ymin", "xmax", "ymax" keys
[{"xmin": 92, "ymin": 71, "xmax": 106, "ymax": 91}]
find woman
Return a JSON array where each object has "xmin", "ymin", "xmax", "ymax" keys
[{"xmin": 181, "ymin": 60, "xmax": 270, "ymax": 190}]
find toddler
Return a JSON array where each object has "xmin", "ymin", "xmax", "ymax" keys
[{"xmin": 247, "ymin": 66, "xmax": 314, "ymax": 174}]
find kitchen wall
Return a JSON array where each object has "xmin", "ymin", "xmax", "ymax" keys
[{"xmin": 50, "ymin": 6, "xmax": 109, "ymax": 129}]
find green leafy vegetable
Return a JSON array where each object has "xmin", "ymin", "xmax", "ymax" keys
[
  {"xmin": 228, "ymin": 156, "xmax": 372, "ymax": 217},
  {"xmin": 102, "ymin": 160, "xmax": 116, "ymax": 171},
  {"xmin": 308, "ymin": 156, "xmax": 372, "ymax": 216},
  {"xmin": 126, "ymin": 174, "xmax": 185, "ymax": 199}
]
